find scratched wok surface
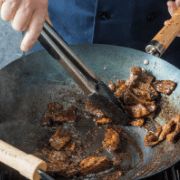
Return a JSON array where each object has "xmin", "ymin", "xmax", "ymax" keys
[{"xmin": 0, "ymin": 44, "xmax": 179, "ymax": 180}]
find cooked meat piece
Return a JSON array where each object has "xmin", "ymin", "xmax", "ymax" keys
[
  {"xmin": 102, "ymin": 128, "xmax": 120, "ymax": 151},
  {"xmin": 144, "ymin": 131, "xmax": 159, "ymax": 146},
  {"xmin": 166, "ymin": 123, "xmax": 180, "ymax": 143},
  {"xmin": 49, "ymin": 129, "xmax": 71, "ymax": 150},
  {"xmin": 47, "ymin": 161, "xmax": 79, "ymax": 177},
  {"xmin": 145, "ymin": 115, "xmax": 180, "ymax": 146},
  {"xmin": 96, "ymin": 117, "xmax": 112, "ymax": 125},
  {"xmin": 114, "ymin": 83, "xmax": 127, "ymax": 98},
  {"xmin": 85, "ymin": 100, "xmax": 104, "ymax": 117},
  {"xmin": 139, "ymin": 72, "xmax": 155, "ymax": 84},
  {"xmin": 102, "ymin": 170, "xmax": 123, "ymax": 180},
  {"xmin": 48, "ymin": 102, "xmax": 63, "ymax": 113},
  {"xmin": 130, "ymin": 118, "xmax": 144, "ymax": 127},
  {"xmin": 153, "ymin": 80, "xmax": 177, "ymax": 95},
  {"xmin": 48, "ymin": 150, "xmax": 68, "ymax": 162},
  {"xmin": 159, "ymin": 121, "xmax": 176, "ymax": 141},
  {"xmin": 80, "ymin": 156, "xmax": 112, "ymax": 175},
  {"xmin": 42, "ymin": 105, "xmax": 77, "ymax": 124},
  {"xmin": 126, "ymin": 67, "xmax": 142, "ymax": 87},
  {"xmin": 115, "ymin": 80, "xmax": 126, "ymax": 87},
  {"xmin": 132, "ymin": 83, "xmax": 159, "ymax": 101},
  {"xmin": 108, "ymin": 81, "xmax": 116, "ymax": 92},
  {"xmin": 126, "ymin": 104, "xmax": 150, "ymax": 118},
  {"xmin": 53, "ymin": 106, "xmax": 77, "ymax": 123},
  {"xmin": 145, "ymin": 101, "xmax": 157, "ymax": 113}
]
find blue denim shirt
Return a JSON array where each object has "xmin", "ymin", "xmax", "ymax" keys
[{"xmin": 34, "ymin": 0, "xmax": 180, "ymax": 67}]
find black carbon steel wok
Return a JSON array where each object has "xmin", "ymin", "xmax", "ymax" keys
[{"xmin": 0, "ymin": 44, "xmax": 179, "ymax": 180}]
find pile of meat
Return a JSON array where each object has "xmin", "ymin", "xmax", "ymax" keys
[
  {"xmin": 108, "ymin": 66, "xmax": 179, "ymax": 146},
  {"xmin": 40, "ymin": 66, "xmax": 179, "ymax": 178},
  {"xmin": 41, "ymin": 102, "xmax": 123, "ymax": 178}
]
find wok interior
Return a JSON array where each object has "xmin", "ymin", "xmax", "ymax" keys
[{"xmin": 0, "ymin": 45, "xmax": 179, "ymax": 179}]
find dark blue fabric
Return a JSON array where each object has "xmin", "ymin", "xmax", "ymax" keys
[{"xmin": 32, "ymin": 0, "xmax": 180, "ymax": 68}]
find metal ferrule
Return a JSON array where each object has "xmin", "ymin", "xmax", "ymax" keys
[{"xmin": 145, "ymin": 40, "xmax": 165, "ymax": 57}]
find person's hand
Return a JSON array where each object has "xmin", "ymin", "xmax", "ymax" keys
[
  {"xmin": 167, "ymin": 0, "xmax": 180, "ymax": 36},
  {"xmin": 0, "ymin": 0, "xmax": 48, "ymax": 51},
  {"xmin": 167, "ymin": 0, "xmax": 180, "ymax": 16}
]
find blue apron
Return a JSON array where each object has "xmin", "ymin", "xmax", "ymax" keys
[{"xmin": 34, "ymin": 0, "xmax": 180, "ymax": 67}]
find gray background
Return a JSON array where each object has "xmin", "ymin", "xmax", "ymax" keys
[{"xmin": 0, "ymin": 19, "xmax": 22, "ymax": 69}]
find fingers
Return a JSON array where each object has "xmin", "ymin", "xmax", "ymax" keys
[
  {"xmin": 20, "ymin": 9, "xmax": 46, "ymax": 51},
  {"xmin": 1, "ymin": 0, "xmax": 21, "ymax": 21},
  {"xmin": 12, "ymin": 1, "xmax": 35, "ymax": 31},
  {"xmin": 175, "ymin": 0, "xmax": 180, "ymax": 6},
  {"xmin": 167, "ymin": 1, "xmax": 177, "ymax": 16}
]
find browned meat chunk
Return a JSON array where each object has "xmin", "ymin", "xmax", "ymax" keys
[
  {"xmin": 102, "ymin": 170, "xmax": 123, "ymax": 180},
  {"xmin": 130, "ymin": 118, "xmax": 144, "ymax": 127},
  {"xmin": 102, "ymin": 128, "xmax": 120, "ymax": 151},
  {"xmin": 144, "ymin": 131, "xmax": 159, "ymax": 146},
  {"xmin": 108, "ymin": 81, "xmax": 116, "ymax": 92},
  {"xmin": 48, "ymin": 150, "xmax": 68, "ymax": 162},
  {"xmin": 153, "ymin": 80, "xmax": 177, "ymax": 95},
  {"xmin": 126, "ymin": 104, "xmax": 150, "ymax": 118},
  {"xmin": 114, "ymin": 83, "xmax": 127, "ymax": 98},
  {"xmin": 49, "ymin": 129, "xmax": 71, "ymax": 150},
  {"xmin": 96, "ymin": 117, "xmax": 112, "ymax": 125},
  {"xmin": 85, "ymin": 100, "xmax": 104, "ymax": 117},
  {"xmin": 80, "ymin": 156, "xmax": 112, "ymax": 175},
  {"xmin": 126, "ymin": 66, "xmax": 142, "ymax": 87},
  {"xmin": 144, "ymin": 115, "xmax": 180, "ymax": 146},
  {"xmin": 42, "ymin": 105, "xmax": 77, "ymax": 125}
]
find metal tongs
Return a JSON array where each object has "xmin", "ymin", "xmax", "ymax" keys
[{"xmin": 39, "ymin": 22, "xmax": 128, "ymax": 124}]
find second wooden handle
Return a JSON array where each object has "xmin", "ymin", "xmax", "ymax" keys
[
  {"xmin": 153, "ymin": 7, "xmax": 180, "ymax": 50},
  {"xmin": 0, "ymin": 140, "xmax": 47, "ymax": 180}
]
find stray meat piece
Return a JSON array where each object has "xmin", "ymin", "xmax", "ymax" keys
[
  {"xmin": 144, "ymin": 115, "xmax": 180, "ymax": 146},
  {"xmin": 126, "ymin": 66, "xmax": 142, "ymax": 87},
  {"xmin": 102, "ymin": 170, "xmax": 123, "ymax": 180},
  {"xmin": 80, "ymin": 156, "xmax": 112, "ymax": 175},
  {"xmin": 42, "ymin": 105, "xmax": 77, "ymax": 124},
  {"xmin": 144, "ymin": 131, "xmax": 159, "ymax": 146},
  {"xmin": 126, "ymin": 104, "xmax": 150, "ymax": 118},
  {"xmin": 108, "ymin": 81, "xmax": 116, "ymax": 92},
  {"xmin": 102, "ymin": 128, "xmax": 121, "ymax": 151},
  {"xmin": 49, "ymin": 129, "xmax": 71, "ymax": 150},
  {"xmin": 153, "ymin": 80, "xmax": 177, "ymax": 95},
  {"xmin": 130, "ymin": 118, "xmax": 144, "ymax": 127},
  {"xmin": 85, "ymin": 100, "xmax": 104, "ymax": 117},
  {"xmin": 96, "ymin": 117, "xmax": 112, "ymax": 125}
]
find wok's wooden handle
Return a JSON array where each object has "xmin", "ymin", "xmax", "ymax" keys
[
  {"xmin": 0, "ymin": 140, "xmax": 47, "ymax": 180},
  {"xmin": 146, "ymin": 7, "xmax": 180, "ymax": 56}
]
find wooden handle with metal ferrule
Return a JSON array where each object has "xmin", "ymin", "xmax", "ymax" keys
[
  {"xmin": 0, "ymin": 140, "xmax": 47, "ymax": 180},
  {"xmin": 146, "ymin": 7, "xmax": 180, "ymax": 56}
]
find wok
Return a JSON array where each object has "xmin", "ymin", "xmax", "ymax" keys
[{"xmin": 0, "ymin": 44, "xmax": 179, "ymax": 180}]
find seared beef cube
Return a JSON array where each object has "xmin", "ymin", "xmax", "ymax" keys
[
  {"xmin": 48, "ymin": 150, "xmax": 68, "ymax": 162},
  {"xmin": 96, "ymin": 117, "xmax": 112, "ymax": 125},
  {"xmin": 114, "ymin": 82, "xmax": 127, "ymax": 98},
  {"xmin": 102, "ymin": 128, "xmax": 120, "ymax": 151},
  {"xmin": 153, "ymin": 80, "xmax": 177, "ymax": 95},
  {"xmin": 102, "ymin": 170, "xmax": 123, "ymax": 180},
  {"xmin": 80, "ymin": 156, "xmax": 112, "ymax": 175},
  {"xmin": 130, "ymin": 118, "xmax": 144, "ymax": 127},
  {"xmin": 85, "ymin": 101, "xmax": 104, "ymax": 117},
  {"xmin": 126, "ymin": 67, "xmax": 142, "ymax": 86},
  {"xmin": 108, "ymin": 81, "xmax": 116, "ymax": 92},
  {"xmin": 126, "ymin": 104, "xmax": 150, "ymax": 118},
  {"xmin": 144, "ymin": 131, "xmax": 159, "ymax": 146},
  {"xmin": 52, "ymin": 106, "xmax": 77, "ymax": 123},
  {"xmin": 49, "ymin": 129, "xmax": 71, "ymax": 150}
]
